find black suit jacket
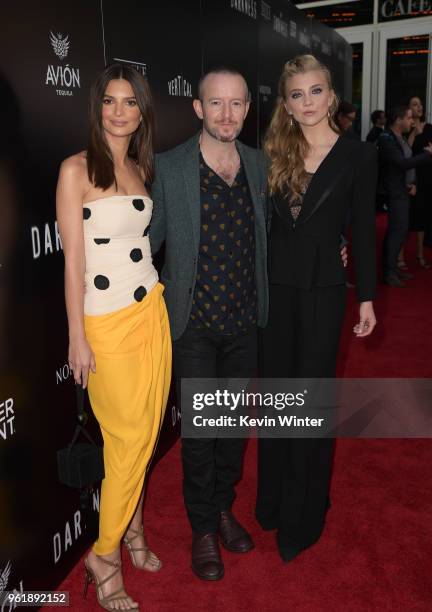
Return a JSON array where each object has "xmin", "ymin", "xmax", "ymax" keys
[
  {"xmin": 412, "ymin": 124, "xmax": 432, "ymax": 198},
  {"xmin": 268, "ymin": 137, "xmax": 377, "ymax": 302},
  {"xmin": 150, "ymin": 133, "xmax": 269, "ymax": 340},
  {"xmin": 366, "ymin": 125, "xmax": 383, "ymax": 144},
  {"xmin": 377, "ymin": 129, "xmax": 431, "ymax": 200}
]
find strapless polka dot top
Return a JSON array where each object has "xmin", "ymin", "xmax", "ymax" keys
[{"xmin": 82, "ymin": 195, "xmax": 158, "ymax": 315}]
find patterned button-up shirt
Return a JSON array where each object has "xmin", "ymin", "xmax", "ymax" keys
[{"xmin": 189, "ymin": 153, "xmax": 257, "ymax": 335}]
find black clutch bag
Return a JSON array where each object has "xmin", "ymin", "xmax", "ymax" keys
[{"xmin": 57, "ymin": 385, "xmax": 105, "ymax": 488}]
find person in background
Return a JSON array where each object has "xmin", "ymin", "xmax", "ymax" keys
[
  {"xmin": 404, "ymin": 96, "xmax": 432, "ymax": 267},
  {"xmin": 335, "ymin": 100, "xmax": 358, "ymax": 286},
  {"xmin": 367, "ymin": 110, "xmax": 388, "ymax": 212},
  {"xmin": 407, "ymin": 96, "xmax": 427, "ymax": 147},
  {"xmin": 378, "ymin": 106, "xmax": 432, "ymax": 287},
  {"xmin": 335, "ymin": 100, "xmax": 358, "ymax": 139},
  {"xmin": 367, "ymin": 110, "xmax": 386, "ymax": 144},
  {"xmin": 56, "ymin": 63, "xmax": 172, "ymax": 611},
  {"xmin": 412, "ymin": 122, "xmax": 432, "ymax": 268}
]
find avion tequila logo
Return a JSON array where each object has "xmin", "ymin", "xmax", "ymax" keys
[
  {"xmin": 50, "ymin": 32, "xmax": 70, "ymax": 60},
  {"xmin": 45, "ymin": 31, "xmax": 81, "ymax": 97}
]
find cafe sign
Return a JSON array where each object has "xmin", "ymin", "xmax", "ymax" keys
[{"xmin": 380, "ymin": 0, "xmax": 432, "ymax": 21}]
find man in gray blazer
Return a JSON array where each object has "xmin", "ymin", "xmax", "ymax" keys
[{"xmin": 150, "ymin": 67, "xmax": 268, "ymax": 581}]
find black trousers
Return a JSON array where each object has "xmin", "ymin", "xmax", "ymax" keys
[
  {"xmin": 383, "ymin": 195, "xmax": 410, "ymax": 277},
  {"xmin": 173, "ymin": 323, "xmax": 257, "ymax": 533},
  {"xmin": 256, "ymin": 284, "xmax": 346, "ymax": 553}
]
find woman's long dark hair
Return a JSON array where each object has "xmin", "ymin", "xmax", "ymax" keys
[{"xmin": 87, "ymin": 63, "xmax": 155, "ymax": 190}]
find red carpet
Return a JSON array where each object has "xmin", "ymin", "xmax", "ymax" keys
[{"xmin": 59, "ymin": 215, "xmax": 432, "ymax": 611}]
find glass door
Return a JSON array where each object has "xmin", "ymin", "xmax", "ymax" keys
[
  {"xmin": 351, "ymin": 42, "xmax": 363, "ymax": 137},
  {"xmin": 337, "ymin": 28, "xmax": 373, "ymax": 140},
  {"xmin": 378, "ymin": 21, "xmax": 432, "ymax": 121}
]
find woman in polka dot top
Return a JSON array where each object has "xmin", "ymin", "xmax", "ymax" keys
[{"xmin": 56, "ymin": 63, "xmax": 172, "ymax": 611}]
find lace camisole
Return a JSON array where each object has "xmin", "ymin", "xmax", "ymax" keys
[{"xmin": 289, "ymin": 172, "xmax": 314, "ymax": 220}]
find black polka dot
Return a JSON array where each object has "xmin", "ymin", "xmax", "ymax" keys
[
  {"xmin": 134, "ymin": 286, "xmax": 147, "ymax": 302},
  {"xmin": 83, "ymin": 207, "xmax": 91, "ymax": 220},
  {"xmin": 130, "ymin": 248, "xmax": 143, "ymax": 262},
  {"xmin": 94, "ymin": 238, "xmax": 110, "ymax": 245},
  {"xmin": 132, "ymin": 199, "xmax": 145, "ymax": 211},
  {"xmin": 94, "ymin": 275, "xmax": 110, "ymax": 290},
  {"xmin": 143, "ymin": 225, "xmax": 150, "ymax": 237}
]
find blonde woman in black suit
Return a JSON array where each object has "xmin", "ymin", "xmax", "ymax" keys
[{"xmin": 256, "ymin": 55, "xmax": 377, "ymax": 562}]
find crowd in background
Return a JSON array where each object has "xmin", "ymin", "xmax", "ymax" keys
[{"xmin": 335, "ymin": 96, "xmax": 432, "ymax": 288}]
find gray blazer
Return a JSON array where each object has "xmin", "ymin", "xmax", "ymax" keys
[{"xmin": 150, "ymin": 132, "xmax": 269, "ymax": 341}]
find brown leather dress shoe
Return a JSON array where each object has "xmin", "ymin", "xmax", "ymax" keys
[
  {"xmin": 191, "ymin": 533, "xmax": 224, "ymax": 581},
  {"xmin": 219, "ymin": 510, "xmax": 254, "ymax": 553}
]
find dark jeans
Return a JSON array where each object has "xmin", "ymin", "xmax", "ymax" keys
[
  {"xmin": 383, "ymin": 196, "xmax": 410, "ymax": 277},
  {"xmin": 173, "ymin": 323, "xmax": 258, "ymax": 533}
]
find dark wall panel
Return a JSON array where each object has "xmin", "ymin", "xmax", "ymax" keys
[
  {"xmin": 202, "ymin": 0, "xmax": 259, "ymax": 147},
  {"xmin": 0, "ymin": 0, "xmax": 105, "ymax": 597},
  {"xmin": 258, "ymin": 0, "xmax": 304, "ymax": 143},
  {"xmin": 102, "ymin": 0, "xmax": 202, "ymax": 151}
]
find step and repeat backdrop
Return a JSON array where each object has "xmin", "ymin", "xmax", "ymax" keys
[{"xmin": 0, "ymin": 0, "xmax": 351, "ymax": 601}]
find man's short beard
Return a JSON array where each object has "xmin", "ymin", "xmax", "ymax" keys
[{"xmin": 204, "ymin": 121, "xmax": 241, "ymax": 143}]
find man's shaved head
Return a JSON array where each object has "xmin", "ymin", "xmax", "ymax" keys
[{"xmin": 198, "ymin": 67, "xmax": 250, "ymax": 102}]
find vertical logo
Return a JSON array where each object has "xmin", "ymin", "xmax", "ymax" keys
[
  {"xmin": 167, "ymin": 75, "xmax": 192, "ymax": 98},
  {"xmin": 45, "ymin": 31, "xmax": 81, "ymax": 97}
]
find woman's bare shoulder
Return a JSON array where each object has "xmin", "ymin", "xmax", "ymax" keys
[
  {"xmin": 57, "ymin": 152, "xmax": 92, "ymax": 203},
  {"xmin": 59, "ymin": 151, "xmax": 88, "ymax": 178}
]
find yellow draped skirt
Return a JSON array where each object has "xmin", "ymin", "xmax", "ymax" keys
[{"xmin": 84, "ymin": 283, "xmax": 171, "ymax": 555}]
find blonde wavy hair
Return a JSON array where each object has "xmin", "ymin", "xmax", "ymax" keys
[{"xmin": 265, "ymin": 54, "xmax": 340, "ymax": 201}]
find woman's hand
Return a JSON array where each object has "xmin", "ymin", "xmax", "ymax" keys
[
  {"xmin": 353, "ymin": 301, "xmax": 376, "ymax": 337},
  {"xmin": 68, "ymin": 336, "xmax": 96, "ymax": 388}
]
